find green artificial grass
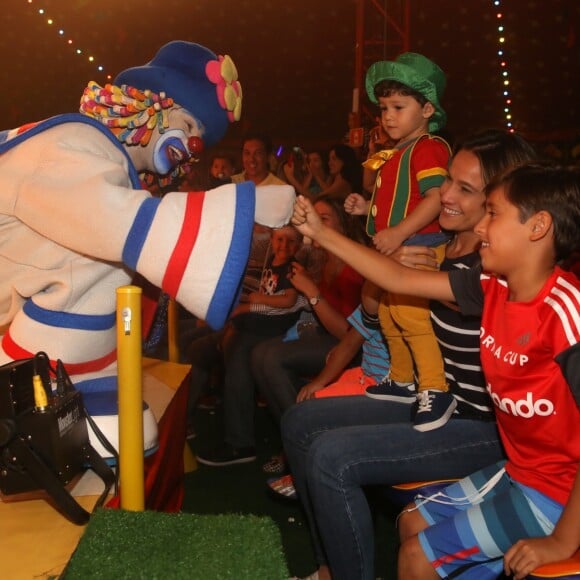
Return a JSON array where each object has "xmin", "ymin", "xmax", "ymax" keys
[{"xmin": 64, "ymin": 508, "xmax": 289, "ymax": 579}]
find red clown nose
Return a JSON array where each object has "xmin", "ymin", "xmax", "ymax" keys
[{"xmin": 188, "ymin": 136, "xmax": 204, "ymax": 156}]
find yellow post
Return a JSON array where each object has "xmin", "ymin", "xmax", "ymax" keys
[
  {"xmin": 167, "ymin": 298, "xmax": 180, "ymax": 363},
  {"xmin": 116, "ymin": 285, "xmax": 145, "ymax": 511}
]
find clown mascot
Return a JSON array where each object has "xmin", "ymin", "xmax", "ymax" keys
[{"xmin": 0, "ymin": 41, "xmax": 294, "ymax": 460}]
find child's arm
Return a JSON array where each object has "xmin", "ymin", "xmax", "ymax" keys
[
  {"xmin": 372, "ymin": 187, "xmax": 442, "ymax": 255},
  {"xmin": 230, "ymin": 289, "xmax": 299, "ymax": 318},
  {"xmin": 297, "ymin": 281, "xmax": 382, "ymax": 401},
  {"xmin": 319, "ymin": 176, "xmax": 352, "ymax": 200},
  {"xmin": 297, "ymin": 325, "xmax": 366, "ymax": 402},
  {"xmin": 362, "ymin": 126, "xmax": 389, "ymax": 192},
  {"xmin": 504, "ymin": 466, "xmax": 580, "ymax": 579},
  {"xmin": 247, "ymin": 288, "xmax": 298, "ymax": 309},
  {"xmin": 292, "ymin": 195, "xmax": 455, "ymax": 303},
  {"xmin": 230, "ymin": 302, "xmax": 252, "ymax": 317},
  {"xmin": 283, "ymin": 163, "xmax": 312, "ymax": 198},
  {"xmin": 289, "ymin": 261, "xmax": 351, "ymax": 338},
  {"xmin": 391, "ymin": 244, "xmax": 439, "ymax": 270},
  {"xmin": 344, "ymin": 193, "xmax": 370, "ymax": 216},
  {"xmin": 363, "ymin": 166, "xmax": 379, "ymax": 192}
]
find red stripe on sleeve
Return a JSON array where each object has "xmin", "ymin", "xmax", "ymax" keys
[{"xmin": 162, "ymin": 192, "xmax": 204, "ymax": 297}]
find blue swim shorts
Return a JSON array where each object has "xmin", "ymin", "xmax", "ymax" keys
[{"xmin": 414, "ymin": 461, "xmax": 563, "ymax": 579}]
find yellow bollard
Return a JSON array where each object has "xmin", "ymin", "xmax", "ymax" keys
[{"xmin": 116, "ymin": 285, "xmax": 145, "ymax": 511}]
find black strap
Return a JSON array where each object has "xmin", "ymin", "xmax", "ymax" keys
[
  {"xmin": 81, "ymin": 442, "xmax": 117, "ymax": 510},
  {"xmin": 6, "ymin": 435, "xmax": 116, "ymax": 525},
  {"xmin": 8, "ymin": 436, "xmax": 91, "ymax": 525}
]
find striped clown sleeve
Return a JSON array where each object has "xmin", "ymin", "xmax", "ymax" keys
[{"xmin": 123, "ymin": 182, "xmax": 256, "ymax": 329}]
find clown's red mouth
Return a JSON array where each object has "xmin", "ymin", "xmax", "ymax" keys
[{"xmin": 166, "ymin": 143, "xmax": 188, "ymax": 165}]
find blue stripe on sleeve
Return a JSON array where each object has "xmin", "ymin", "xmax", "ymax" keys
[
  {"xmin": 205, "ymin": 181, "xmax": 255, "ymax": 329},
  {"xmin": 122, "ymin": 197, "xmax": 161, "ymax": 270}
]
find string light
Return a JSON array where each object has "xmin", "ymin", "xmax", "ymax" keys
[
  {"xmin": 26, "ymin": 0, "xmax": 110, "ymax": 79},
  {"xmin": 493, "ymin": 0, "xmax": 515, "ymax": 132}
]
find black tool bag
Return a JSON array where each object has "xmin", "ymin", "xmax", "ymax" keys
[{"xmin": 0, "ymin": 353, "xmax": 116, "ymax": 525}]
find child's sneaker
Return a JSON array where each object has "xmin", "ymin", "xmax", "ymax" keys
[
  {"xmin": 267, "ymin": 474, "xmax": 297, "ymax": 500},
  {"xmin": 413, "ymin": 390, "xmax": 457, "ymax": 432},
  {"xmin": 365, "ymin": 379, "xmax": 416, "ymax": 403}
]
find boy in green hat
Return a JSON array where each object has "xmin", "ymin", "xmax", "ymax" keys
[{"xmin": 345, "ymin": 52, "xmax": 453, "ymax": 431}]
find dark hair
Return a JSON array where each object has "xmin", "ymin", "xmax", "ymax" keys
[
  {"xmin": 241, "ymin": 133, "xmax": 273, "ymax": 155},
  {"xmin": 329, "ymin": 143, "xmax": 363, "ymax": 192},
  {"xmin": 487, "ymin": 163, "xmax": 580, "ymax": 262},
  {"xmin": 306, "ymin": 149, "xmax": 329, "ymax": 175},
  {"xmin": 210, "ymin": 152, "xmax": 235, "ymax": 166},
  {"xmin": 373, "ymin": 80, "xmax": 428, "ymax": 107},
  {"xmin": 456, "ymin": 129, "xmax": 538, "ymax": 186},
  {"xmin": 313, "ymin": 193, "xmax": 367, "ymax": 245}
]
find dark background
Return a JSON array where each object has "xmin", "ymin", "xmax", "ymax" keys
[{"xmin": 2, "ymin": 0, "xmax": 578, "ymax": 153}]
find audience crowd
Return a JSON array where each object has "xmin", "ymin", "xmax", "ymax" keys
[{"xmin": 147, "ymin": 52, "xmax": 579, "ymax": 580}]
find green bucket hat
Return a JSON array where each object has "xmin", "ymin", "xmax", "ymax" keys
[{"xmin": 365, "ymin": 52, "xmax": 447, "ymax": 133}]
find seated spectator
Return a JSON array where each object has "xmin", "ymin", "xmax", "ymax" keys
[
  {"xmin": 196, "ymin": 225, "xmax": 304, "ymax": 466},
  {"xmin": 305, "ymin": 150, "xmax": 331, "ymax": 197},
  {"xmin": 296, "ymin": 279, "xmax": 388, "ymax": 401},
  {"xmin": 177, "ymin": 159, "xmax": 207, "ymax": 192},
  {"xmin": 185, "ymin": 137, "xmax": 288, "ymax": 434},
  {"xmin": 281, "ymin": 129, "xmax": 537, "ymax": 580},
  {"xmin": 266, "ymin": 279, "xmax": 386, "ymax": 485},
  {"xmin": 318, "ymin": 143, "xmax": 363, "ymax": 201},
  {"xmin": 249, "ymin": 195, "xmax": 366, "ymax": 473},
  {"xmin": 232, "ymin": 133, "xmax": 287, "ymax": 297},
  {"xmin": 207, "ymin": 152, "xmax": 235, "ymax": 188},
  {"xmin": 231, "ymin": 133, "xmax": 286, "ymax": 187},
  {"xmin": 264, "ymin": 279, "xmax": 386, "ymax": 479},
  {"xmin": 283, "ymin": 148, "xmax": 331, "ymax": 200}
]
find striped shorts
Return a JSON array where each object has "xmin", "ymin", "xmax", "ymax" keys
[{"xmin": 415, "ymin": 461, "xmax": 563, "ymax": 579}]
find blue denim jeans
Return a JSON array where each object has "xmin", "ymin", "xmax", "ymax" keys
[{"xmin": 281, "ymin": 396, "xmax": 504, "ymax": 580}]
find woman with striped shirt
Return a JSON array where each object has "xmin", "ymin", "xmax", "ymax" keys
[{"xmin": 281, "ymin": 129, "xmax": 537, "ymax": 580}]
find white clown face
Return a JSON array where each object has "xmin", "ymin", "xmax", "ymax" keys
[{"xmin": 140, "ymin": 107, "xmax": 205, "ymax": 175}]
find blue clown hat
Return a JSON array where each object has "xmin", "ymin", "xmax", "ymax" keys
[{"xmin": 114, "ymin": 41, "xmax": 242, "ymax": 147}]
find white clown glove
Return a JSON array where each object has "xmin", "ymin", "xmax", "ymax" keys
[{"xmin": 254, "ymin": 185, "xmax": 296, "ymax": 228}]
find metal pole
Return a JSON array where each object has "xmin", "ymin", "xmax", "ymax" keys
[{"xmin": 353, "ymin": 0, "xmax": 365, "ymax": 128}]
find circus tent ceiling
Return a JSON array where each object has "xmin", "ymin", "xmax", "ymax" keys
[{"xmin": 1, "ymin": 0, "xmax": 578, "ymax": 149}]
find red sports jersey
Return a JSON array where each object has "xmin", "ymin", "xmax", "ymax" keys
[{"xmin": 479, "ymin": 267, "xmax": 580, "ymax": 505}]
